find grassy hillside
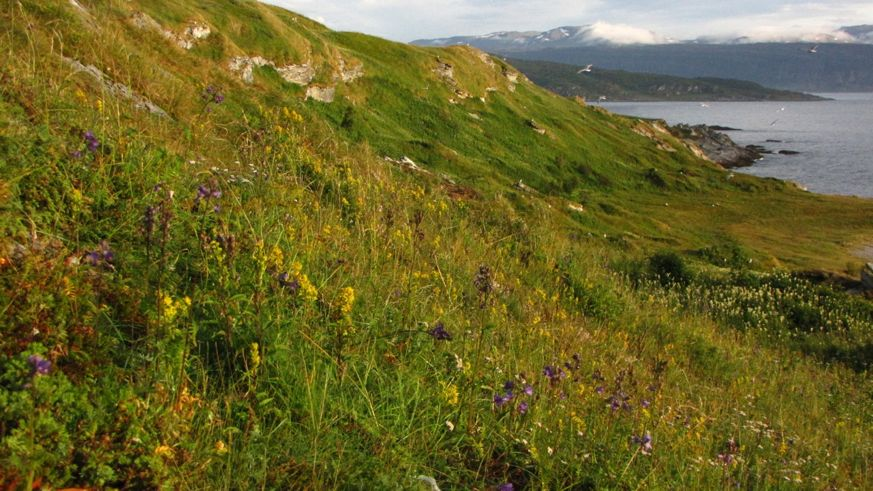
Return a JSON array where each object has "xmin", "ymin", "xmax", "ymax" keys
[
  {"xmin": 507, "ymin": 58, "xmax": 825, "ymax": 102},
  {"xmin": 2, "ymin": 1, "xmax": 873, "ymax": 489}
]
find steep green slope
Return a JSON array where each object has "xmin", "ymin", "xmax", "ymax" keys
[
  {"xmin": 507, "ymin": 58, "xmax": 825, "ymax": 101},
  {"xmin": 1, "ymin": 1, "xmax": 873, "ymax": 489}
]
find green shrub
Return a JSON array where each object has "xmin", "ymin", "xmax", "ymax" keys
[
  {"xmin": 648, "ymin": 251, "xmax": 693, "ymax": 286},
  {"xmin": 696, "ymin": 243, "xmax": 751, "ymax": 269}
]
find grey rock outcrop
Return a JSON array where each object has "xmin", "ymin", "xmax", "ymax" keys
[
  {"xmin": 477, "ymin": 51, "xmax": 495, "ymax": 68},
  {"xmin": 526, "ymin": 119, "xmax": 546, "ymax": 135},
  {"xmin": 503, "ymin": 67, "xmax": 522, "ymax": 92},
  {"xmin": 384, "ymin": 156, "xmax": 432, "ymax": 175},
  {"xmin": 129, "ymin": 13, "xmax": 211, "ymax": 50},
  {"xmin": 277, "ymin": 64, "xmax": 316, "ymax": 85},
  {"xmin": 861, "ymin": 263, "xmax": 873, "ymax": 290},
  {"xmin": 306, "ymin": 85, "xmax": 336, "ymax": 103},
  {"xmin": 69, "ymin": 0, "xmax": 87, "ymax": 13},
  {"xmin": 176, "ymin": 23, "xmax": 212, "ymax": 49},
  {"xmin": 229, "ymin": 56, "xmax": 273, "ymax": 84},
  {"xmin": 338, "ymin": 58, "xmax": 364, "ymax": 83},
  {"xmin": 633, "ymin": 122, "xmax": 676, "ymax": 153},
  {"xmin": 434, "ymin": 61, "xmax": 455, "ymax": 83},
  {"xmin": 670, "ymin": 124, "xmax": 763, "ymax": 168},
  {"xmin": 62, "ymin": 57, "xmax": 168, "ymax": 117},
  {"xmin": 130, "ymin": 12, "xmax": 162, "ymax": 31},
  {"xmin": 514, "ymin": 180, "xmax": 538, "ymax": 194}
]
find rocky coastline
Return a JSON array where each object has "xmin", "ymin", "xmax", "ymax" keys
[
  {"xmin": 669, "ymin": 124, "xmax": 762, "ymax": 168},
  {"xmin": 668, "ymin": 123, "xmax": 799, "ymax": 169}
]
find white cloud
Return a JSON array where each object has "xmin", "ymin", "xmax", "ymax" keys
[
  {"xmin": 584, "ymin": 21, "xmax": 669, "ymax": 44},
  {"xmin": 686, "ymin": 1, "xmax": 873, "ymax": 42}
]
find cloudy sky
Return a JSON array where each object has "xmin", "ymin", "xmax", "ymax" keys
[{"xmin": 263, "ymin": 0, "xmax": 873, "ymax": 42}]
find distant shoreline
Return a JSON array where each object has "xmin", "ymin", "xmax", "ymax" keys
[
  {"xmin": 590, "ymin": 96, "xmax": 831, "ymax": 103},
  {"xmin": 604, "ymin": 94, "xmax": 873, "ymax": 197},
  {"xmin": 506, "ymin": 57, "xmax": 828, "ymax": 103}
]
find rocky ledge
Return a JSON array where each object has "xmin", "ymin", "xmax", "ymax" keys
[{"xmin": 669, "ymin": 124, "xmax": 763, "ymax": 168}]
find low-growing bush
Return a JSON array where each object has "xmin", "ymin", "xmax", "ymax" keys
[
  {"xmin": 648, "ymin": 250, "xmax": 693, "ymax": 286},
  {"xmin": 696, "ymin": 243, "xmax": 751, "ymax": 269}
]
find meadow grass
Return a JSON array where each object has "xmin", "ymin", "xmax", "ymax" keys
[{"xmin": 1, "ymin": 1, "xmax": 872, "ymax": 489}]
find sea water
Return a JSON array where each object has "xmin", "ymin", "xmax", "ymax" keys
[{"xmin": 603, "ymin": 93, "xmax": 873, "ymax": 197}]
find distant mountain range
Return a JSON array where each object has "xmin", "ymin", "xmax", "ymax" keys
[
  {"xmin": 841, "ymin": 24, "xmax": 873, "ymax": 42},
  {"xmin": 413, "ymin": 25, "xmax": 873, "ymax": 92},
  {"xmin": 413, "ymin": 24, "xmax": 873, "ymax": 50},
  {"xmin": 507, "ymin": 58, "xmax": 825, "ymax": 102}
]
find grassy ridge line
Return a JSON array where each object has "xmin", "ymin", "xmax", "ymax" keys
[{"xmin": 0, "ymin": 0, "xmax": 871, "ymax": 488}]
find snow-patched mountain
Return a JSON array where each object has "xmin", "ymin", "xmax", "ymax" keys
[
  {"xmin": 413, "ymin": 23, "xmax": 873, "ymax": 51},
  {"xmin": 413, "ymin": 23, "xmax": 671, "ymax": 50},
  {"xmin": 840, "ymin": 25, "xmax": 873, "ymax": 42}
]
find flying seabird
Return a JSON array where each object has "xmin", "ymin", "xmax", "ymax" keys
[
  {"xmin": 807, "ymin": 45, "xmax": 818, "ymax": 54},
  {"xmin": 577, "ymin": 64, "xmax": 593, "ymax": 74}
]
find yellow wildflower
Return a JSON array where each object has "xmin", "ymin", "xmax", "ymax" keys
[
  {"xmin": 71, "ymin": 188, "xmax": 84, "ymax": 204},
  {"xmin": 285, "ymin": 262, "xmax": 318, "ymax": 302},
  {"xmin": 298, "ymin": 274, "xmax": 318, "ymax": 303},
  {"xmin": 337, "ymin": 287, "xmax": 356, "ymax": 317},
  {"xmin": 154, "ymin": 445, "xmax": 174, "ymax": 459},
  {"xmin": 175, "ymin": 386, "xmax": 199, "ymax": 410},
  {"xmin": 249, "ymin": 343, "xmax": 261, "ymax": 371},
  {"xmin": 282, "ymin": 107, "xmax": 303, "ymax": 123},
  {"xmin": 160, "ymin": 294, "xmax": 191, "ymax": 322},
  {"xmin": 269, "ymin": 245, "xmax": 284, "ymax": 270},
  {"xmin": 214, "ymin": 440, "xmax": 228, "ymax": 455},
  {"xmin": 162, "ymin": 294, "xmax": 177, "ymax": 321},
  {"xmin": 441, "ymin": 382, "xmax": 460, "ymax": 405}
]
